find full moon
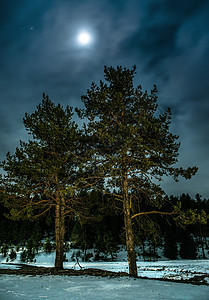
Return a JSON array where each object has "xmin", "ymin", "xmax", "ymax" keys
[{"xmin": 77, "ymin": 32, "xmax": 91, "ymax": 45}]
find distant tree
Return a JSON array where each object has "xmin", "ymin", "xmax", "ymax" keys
[
  {"xmin": 190, "ymin": 194, "xmax": 209, "ymax": 258},
  {"xmin": 95, "ymin": 231, "xmax": 118, "ymax": 261},
  {"xmin": 1, "ymin": 244, "xmax": 9, "ymax": 257},
  {"xmin": 174, "ymin": 194, "xmax": 208, "ymax": 256},
  {"xmin": 25, "ymin": 239, "xmax": 36, "ymax": 262},
  {"xmin": 20, "ymin": 250, "xmax": 27, "ymax": 262},
  {"xmin": 164, "ymin": 231, "xmax": 178, "ymax": 260},
  {"xmin": 0, "ymin": 95, "xmax": 86, "ymax": 269},
  {"xmin": 78, "ymin": 65, "xmax": 198, "ymax": 276},
  {"xmin": 179, "ymin": 194, "xmax": 195, "ymax": 210},
  {"xmin": 43, "ymin": 237, "xmax": 52, "ymax": 253},
  {"xmin": 179, "ymin": 232, "xmax": 197, "ymax": 259},
  {"xmin": 9, "ymin": 248, "xmax": 17, "ymax": 261},
  {"xmin": 70, "ymin": 221, "xmax": 85, "ymax": 247}
]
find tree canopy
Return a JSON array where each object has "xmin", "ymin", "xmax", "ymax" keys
[
  {"xmin": 0, "ymin": 94, "xmax": 85, "ymax": 268},
  {"xmin": 0, "ymin": 66, "xmax": 200, "ymax": 275},
  {"xmin": 79, "ymin": 65, "xmax": 198, "ymax": 276}
]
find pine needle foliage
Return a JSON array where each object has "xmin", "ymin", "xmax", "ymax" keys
[
  {"xmin": 0, "ymin": 94, "xmax": 85, "ymax": 269},
  {"xmin": 78, "ymin": 65, "xmax": 198, "ymax": 276}
]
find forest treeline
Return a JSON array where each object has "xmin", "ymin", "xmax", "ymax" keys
[{"xmin": 1, "ymin": 192, "xmax": 209, "ymax": 261}]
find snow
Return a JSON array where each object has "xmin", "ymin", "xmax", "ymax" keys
[
  {"xmin": 1, "ymin": 251, "xmax": 209, "ymax": 299},
  {"xmin": 1, "ymin": 274, "xmax": 209, "ymax": 300},
  {"xmin": 1, "ymin": 251, "xmax": 209, "ymax": 280}
]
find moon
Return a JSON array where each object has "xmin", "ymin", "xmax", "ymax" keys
[{"xmin": 77, "ymin": 31, "xmax": 92, "ymax": 45}]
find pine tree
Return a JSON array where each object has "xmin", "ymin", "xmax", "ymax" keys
[
  {"xmin": 179, "ymin": 232, "xmax": 197, "ymax": 259},
  {"xmin": 0, "ymin": 94, "xmax": 85, "ymax": 269},
  {"xmin": 164, "ymin": 232, "xmax": 178, "ymax": 260},
  {"xmin": 78, "ymin": 65, "xmax": 198, "ymax": 276},
  {"xmin": 43, "ymin": 238, "xmax": 52, "ymax": 253}
]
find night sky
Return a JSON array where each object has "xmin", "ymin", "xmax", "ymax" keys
[{"xmin": 1, "ymin": 0, "xmax": 209, "ymax": 198}]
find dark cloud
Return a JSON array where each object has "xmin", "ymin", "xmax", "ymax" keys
[
  {"xmin": 0, "ymin": 0, "xmax": 209, "ymax": 197},
  {"xmin": 147, "ymin": 0, "xmax": 206, "ymax": 20}
]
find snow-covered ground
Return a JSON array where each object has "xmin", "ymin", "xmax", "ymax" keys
[
  {"xmin": 0, "ymin": 251, "xmax": 209, "ymax": 299},
  {"xmin": 1, "ymin": 274, "xmax": 209, "ymax": 300},
  {"xmin": 1, "ymin": 250, "xmax": 209, "ymax": 281}
]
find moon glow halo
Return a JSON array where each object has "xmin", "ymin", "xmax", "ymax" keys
[{"xmin": 77, "ymin": 31, "xmax": 92, "ymax": 45}]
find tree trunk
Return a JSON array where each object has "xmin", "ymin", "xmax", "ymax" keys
[
  {"xmin": 55, "ymin": 197, "xmax": 65, "ymax": 269},
  {"xmin": 199, "ymin": 225, "xmax": 206, "ymax": 259},
  {"xmin": 123, "ymin": 174, "xmax": 138, "ymax": 277}
]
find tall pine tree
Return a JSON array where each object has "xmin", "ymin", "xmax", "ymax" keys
[
  {"xmin": 79, "ymin": 66, "xmax": 198, "ymax": 276},
  {"xmin": 0, "ymin": 94, "xmax": 85, "ymax": 269}
]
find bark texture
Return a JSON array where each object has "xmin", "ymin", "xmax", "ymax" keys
[
  {"xmin": 55, "ymin": 198, "xmax": 65, "ymax": 269},
  {"xmin": 123, "ymin": 174, "xmax": 137, "ymax": 277}
]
